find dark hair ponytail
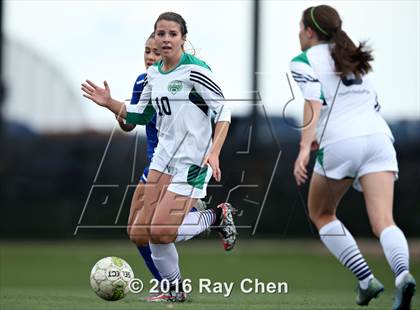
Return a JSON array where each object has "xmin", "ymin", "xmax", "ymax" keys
[
  {"xmin": 330, "ymin": 29, "xmax": 373, "ymax": 79},
  {"xmin": 303, "ymin": 5, "xmax": 373, "ymax": 79}
]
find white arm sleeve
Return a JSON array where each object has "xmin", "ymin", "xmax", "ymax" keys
[{"xmin": 290, "ymin": 61, "xmax": 323, "ymax": 102}]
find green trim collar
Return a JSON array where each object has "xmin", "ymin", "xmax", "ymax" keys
[{"xmin": 158, "ymin": 53, "xmax": 186, "ymax": 74}]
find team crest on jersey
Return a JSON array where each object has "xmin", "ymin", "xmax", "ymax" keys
[{"xmin": 168, "ymin": 80, "xmax": 183, "ymax": 94}]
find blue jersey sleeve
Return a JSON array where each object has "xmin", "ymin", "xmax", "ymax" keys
[
  {"xmin": 146, "ymin": 114, "xmax": 158, "ymax": 163},
  {"xmin": 130, "ymin": 73, "xmax": 158, "ymax": 163},
  {"xmin": 130, "ymin": 73, "xmax": 147, "ymax": 105}
]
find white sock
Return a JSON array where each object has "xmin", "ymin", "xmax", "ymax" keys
[
  {"xmin": 319, "ymin": 220, "xmax": 373, "ymax": 288},
  {"xmin": 149, "ymin": 243, "xmax": 181, "ymax": 284},
  {"xmin": 175, "ymin": 210, "xmax": 216, "ymax": 242},
  {"xmin": 379, "ymin": 225, "xmax": 410, "ymax": 286}
]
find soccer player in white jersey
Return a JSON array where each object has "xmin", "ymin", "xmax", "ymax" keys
[
  {"xmin": 290, "ymin": 5, "xmax": 416, "ymax": 309},
  {"xmin": 119, "ymin": 32, "xmax": 230, "ymax": 289},
  {"xmin": 82, "ymin": 12, "xmax": 236, "ymax": 302}
]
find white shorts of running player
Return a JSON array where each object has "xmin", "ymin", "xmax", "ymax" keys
[
  {"xmin": 149, "ymin": 152, "xmax": 213, "ymax": 199},
  {"xmin": 314, "ymin": 134, "xmax": 398, "ymax": 191}
]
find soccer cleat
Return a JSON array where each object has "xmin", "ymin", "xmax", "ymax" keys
[
  {"xmin": 355, "ymin": 277, "xmax": 384, "ymax": 306},
  {"xmin": 145, "ymin": 290, "xmax": 187, "ymax": 303},
  {"xmin": 145, "ymin": 287, "xmax": 161, "ymax": 298},
  {"xmin": 214, "ymin": 203, "xmax": 237, "ymax": 251},
  {"xmin": 392, "ymin": 273, "xmax": 416, "ymax": 310}
]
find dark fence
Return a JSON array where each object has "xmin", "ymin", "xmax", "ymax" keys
[{"xmin": 1, "ymin": 116, "xmax": 419, "ymax": 239}]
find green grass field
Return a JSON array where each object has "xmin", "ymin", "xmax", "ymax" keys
[{"xmin": 0, "ymin": 239, "xmax": 418, "ymax": 310}]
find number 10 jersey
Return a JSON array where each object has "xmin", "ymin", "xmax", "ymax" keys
[{"xmin": 126, "ymin": 53, "xmax": 231, "ymax": 169}]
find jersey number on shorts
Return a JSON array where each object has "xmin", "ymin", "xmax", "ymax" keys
[{"xmin": 155, "ymin": 96, "xmax": 172, "ymax": 116}]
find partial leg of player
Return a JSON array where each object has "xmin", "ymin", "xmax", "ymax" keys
[{"xmin": 360, "ymin": 172, "xmax": 416, "ymax": 310}]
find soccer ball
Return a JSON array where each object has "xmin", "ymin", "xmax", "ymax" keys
[{"xmin": 90, "ymin": 256, "xmax": 134, "ymax": 301}]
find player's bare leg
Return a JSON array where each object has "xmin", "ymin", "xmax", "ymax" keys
[
  {"xmin": 360, "ymin": 172, "xmax": 416, "ymax": 310},
  {"xmin": 308, "ymin": 172, "xmax": 383, "ymax": 306},
  {"xmin": 126, "ymin": 180, "xmax": 164, "ymax": 284},
  {"xmin": 150, "ymin": 191, "xmax": 196, "ymax": 244},
  {"xmin": 146, "ymin": 191, "xmax": 195, "ymax": 302},
  {"xmin": 307, "ymin": 172, "xmax": 352, "ymax": 230},
  {"xmin": 127, "ymin": 182, "xmax": 146, "ymax": 243},
  {"xmin": 134, "ymin": 169, "xmax": 171, "ymax": 245}
]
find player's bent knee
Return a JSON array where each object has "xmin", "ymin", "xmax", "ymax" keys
[
  {"xmin": 309, "ymin": 209, "xmax": 334, "ymax": 222},
  {"xmin": 371, "ymin": 222, "xmax": 393, "ymax": 238},
  {"xmin": 370, "ymin": 222, "xmax": 388, "ymax": 238},
  {"xmin": 128, "ymin": 229, "xmax": 150, "ymax": 246},
  {"xmin": 370, "ymin": 216, "xmax": 395, "ymax": 238},
  {"xmin": 371, "ymin": 226, "xmax": 382, "ymax": 238},
  {"xmin": 308, "ymin": 208, "xmax": 319, "ymax": 223},
  {"xmin": 309, "ymin": 208, "xmax": 336, "ymax": 229},
  {"xmin": 150, "ymin": 235, "xmax": 175, "ymax": 244},
  {"xmin": 150, "ymin": 227, "xmax": 176, "ymax": 244}
]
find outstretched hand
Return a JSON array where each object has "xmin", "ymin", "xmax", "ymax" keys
[
  {"xmin": 81, "ymin": 80, "xmax": 111, "ymax": 107},
  {"xmin": 203, "ymin": 152, "xmax": 221, "ymax": 182}
]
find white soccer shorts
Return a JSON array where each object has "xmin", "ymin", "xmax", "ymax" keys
[
  {"xmin": 149, "ymin": 151, "xmax": 213, "ymax": 199},
  {"xmin": 314, "ymin": 134, "xmax": 398, "ymax": 191}
]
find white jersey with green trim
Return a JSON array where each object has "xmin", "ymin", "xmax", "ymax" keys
[
  {"xmin": 290, "ymin": 43, "xmax": 393, "ymax": 147},
  {"xmin": 125, "ymin": 53, "xmax": 231, "ymax": 168}
]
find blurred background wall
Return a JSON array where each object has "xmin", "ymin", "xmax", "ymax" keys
[{"xmin": 1, "ymin": 0, "xmax": 419, "ymax": 239}]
